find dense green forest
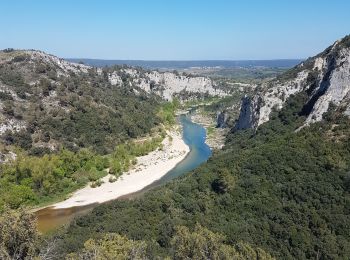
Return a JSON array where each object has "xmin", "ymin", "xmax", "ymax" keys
[
  {"xmin": 0, "ymin": 209, "xmax": 274, "ymax": 260},
  {"xmin": 55, "ymin": 89, "xmax": 350, "ymax": 259}
]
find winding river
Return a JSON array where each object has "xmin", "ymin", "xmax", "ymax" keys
[{"xmin": 36, "ymin": 114, "xmax": 212, "ymax": 233}]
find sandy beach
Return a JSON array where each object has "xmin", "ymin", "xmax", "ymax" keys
[{"xmin": 52, "ymin": 130, "xmax": 190, "ymax": 209}]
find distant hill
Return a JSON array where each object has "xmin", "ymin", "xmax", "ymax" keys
[{"xmin": 66, "ymin": 59, "xmax": 303, "ymax": 69}]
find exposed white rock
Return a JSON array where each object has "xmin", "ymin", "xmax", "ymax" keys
[
  {"xmin": 0, "ymin": 118, "xmax": 26, "ymax": 134},
  {"xmin": 109, "ymin": 71, "xmax": 123, "ymax": 86},
  {"xmin": 123, "ymin": 68, "xmax": 138, "ymax": 77},
  {"xmin": 0, "ymin": 151, "xmax": 17, "ymax": 163},
  {"xmin": 305, "ymin": 48, "xmax": 350, "ymax": 124},
  {"xmin": 313, "ymin": 57, "xmax": 325, "ymax": 71},
  {"xmin": 24, "ymin": 50, "xmax": 91, "ymax": 76},
  {"xmin": 345, "ymin": 104, "xmax": 350, "ymax": 116},
  {"xmin": 109, "ymin": 68, "xmax": 227, "ymax": 101},
  {"xmin": 147, "ymin": 71, "xmax": 226, "ymax": 101},
  {"xmin": 258, "ymin": 70, "xmax": 309, "ymax": 126},
  {"xmin": 234, "ymin": 36, "xmax": 350, "ymax": 130}
]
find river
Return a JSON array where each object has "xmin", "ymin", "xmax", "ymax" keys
[{"xmin": 36, "ymin": 114, "xmax": 212, "ymax": 233}]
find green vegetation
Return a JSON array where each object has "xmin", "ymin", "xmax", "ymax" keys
[
  {"xmin": 182, "ymin": 96, "xmax": 221, "ymax": 109},
  {"xmin": 0, "ymin": 51, "xmax": 178, "ymax": 211},
  {"xmin": 0, "ymin": 53, "xmax": 162, "ymax": 154},
  {"xmin": 55, "ymin": 89, "xmax": 350, "ymax": 259},
  {"xmin": 206, "ymin": 126, "xmax": 215, "ymax": 136},
  {"xmin": 193, "ymin": 67, "xmax": 287, "ymax": 83},
  {"xmin": 63, "ymin": 225, "xmax": 273, "ymax": 259},
  {"xmin": 3, "ymin": 209, "xmax": 272, "ymax": 260},
  {"xmin": 66, "ymin": 233, "xmax": 149, "ymax": 260},
  {"xmin": 171, "ymin": 225, "xmax": 274, "ymax": 260},
  {"xmin": 182, "ymin": 90, "xmax": 253, "ymax": 129},
  {"xmin": 157, "ymin": 99, "xmax": 180, "ymax": 125},
  {"xmin": 0, "ymin": 149, "xmax": 108, "ymax": 210},
  {"xmin": 109, "ymin": 136, "xmax": 164, "ymax": 176},
  {"xmin": 0, "ymin": 208, "xmax": 39, "ymax": 259},
  {"xmin": 0, "ymin": 134, "xmax": 165, "ymax": 211}
]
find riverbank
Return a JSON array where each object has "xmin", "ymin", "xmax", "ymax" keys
[
  {"xmin": 52, "ymin": 128, "xmax": 189, "ymax": 209},
  {"xmin": 189, "ymin": 110, "xmax": 228, "ymax": 150}
]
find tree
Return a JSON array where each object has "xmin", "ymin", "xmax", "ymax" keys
[
  {"xmin": 171, "ymin": 225, "xmax": 274, "ymax": 260},
  {"xmin": 211, "ymin": 168, "xmax": 236, "ymax": 194},
  {"xmin": 171, "ymin": 225, "xmax": 236, "ymax": 259},
  {"xmin": 67, "ymin": 233, "xmax": 148, "ymax": 260},
  {"xmin": 0, "ymin": 208, "xmax": 38, "ymax": 259}
]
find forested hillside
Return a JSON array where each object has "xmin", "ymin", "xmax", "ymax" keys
[
  {"xmin": 0, "ymin": 48, "xmax": 232, "ymax": 212},
  {"xmin": 1, "ymin": 36, "xmax": 350, "ymax": 259},
  {"xmin": 55, "ymin": 39, "xmax": 350, "ymax": 259},
  {"xmin": 0, "ymin": 50, "xmax": 175, "ymax": 210},
  {"xmin": 0, "ymin": 49, "xmax": 162, "ymax": 155}
]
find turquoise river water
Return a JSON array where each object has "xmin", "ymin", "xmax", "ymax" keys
[{"xmin": 36, "ymin": 114, "xmax": 212, "ymax": 233}]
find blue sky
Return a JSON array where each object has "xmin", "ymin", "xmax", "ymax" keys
[{"xmin": 1, "ymin": 0, "xmax": 349, "ymax": 60}]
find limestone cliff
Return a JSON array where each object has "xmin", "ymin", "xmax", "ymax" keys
[
  {"xmin": 234, "ymin": 35, "xmax": 350, "ymax": 130},
  {"xmin": 108, "ymin": 68, "xmax": 227, "ymax": 101}
]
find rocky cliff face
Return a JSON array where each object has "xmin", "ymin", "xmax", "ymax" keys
[
  {"xmin": 216, "ymin": 111, "xmax": 228, "ymax": 128},
  {"xmin": 234, "ymin": 95, "xmax": 261, "ymax": 130},
  {"xmin": 108, "ymin": 68, "xmax": 227, "ymax": 101},
  {"xmin": 234, "ymin": 35, "xmax": 350, "ymax": 130}
]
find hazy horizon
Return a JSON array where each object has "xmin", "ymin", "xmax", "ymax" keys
[
  {"xmin": 66, "ymin": 58, "xmax": 303, "ymax": 70},
  {"xmin": 1, "ymin": 0, "xmax": 349, "ymax": 60},
  {"xmin": 66, "ymin": 57, "xmax": 303, "ymax": 61}
]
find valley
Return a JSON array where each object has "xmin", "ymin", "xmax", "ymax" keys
[
  {"xmin": 0, "ymin": 49, "xmax": 235, "ymax": 212},
  {"xmin": 53, "ymin": 35, "xmax": 350, "ymax": 259},
  {"xmin": 0, "ymin": 25, "xmax": 349, "ymax": 260}
]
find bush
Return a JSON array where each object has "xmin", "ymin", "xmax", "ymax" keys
[
  {"xmin": 108, "ymin": 176, "xmax": 117, "ymax": 183},
  {"xmin": 90, "ymin": 179, "xmax": 104, "ymax": 188},
  {"xmin": 0, "ymin": 209, "xmax": 39, "ymax": 259},
  {"xmin": 12, "ymin": 54, "xmax": 28, "ymax": 63}
]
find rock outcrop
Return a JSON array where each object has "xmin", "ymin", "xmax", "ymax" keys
[
  {"xmin": 234, "ymin": 96, "xmax": 260, "ymax": 130},
  {"xmin": 0, "ymin": 49, "xmax": 91, "ymax": 138},
  {"xmin": 108, "ymin": 68, "xmax": 227, "ymax": 101},
  {"xmin": 234, "ymin": 35, "xmax": 350, "ymax": 130},
  {"xmin": 24, "ymin": 50, "xmax": 90, "ymax": 76},
  {"xmin": 0, "ymin": 48, "xmax": 231, "ymax": 155},
  {"xmin": 216, "ymin": 111, "xmax": 228, "ymax": 128}
]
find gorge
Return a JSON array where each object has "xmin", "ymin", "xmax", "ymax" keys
[
  {"xmin": 1, "ymin": 33, "xmax": 350, "ymax": 259},
  {"xmin": 35, "ymin": 113, "xmax": 212, "ymax": 233}
]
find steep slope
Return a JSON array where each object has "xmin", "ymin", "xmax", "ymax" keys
[
  {"xmin": 0, "ymin": 49, "xmax": 229, "ymax": 157},
  {"xmin": 107, "ymin": 67, "xmax": 227, "ymax": 101},
  {"xmin": 235, "ymin": 35, "xmax": 350, "ymax": 130},
  {"xmin": 0, "ymin": 49, "xmax": 162, "ymax": 155},
  {"xmin": 56, "ymin": 36, "xmax": 350, "ymax": 259},
  {"xmin": 0, "ymin": 49, "xmax": 234, "ymax": 210},
  {"xmin": 58, "ymin": 84, "xmax": 350, "ymax": 259}
]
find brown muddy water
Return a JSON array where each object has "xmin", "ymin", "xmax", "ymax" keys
[{"xmin": 36, "ymin": 204, "xmax": 97, "ymax": 233}]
